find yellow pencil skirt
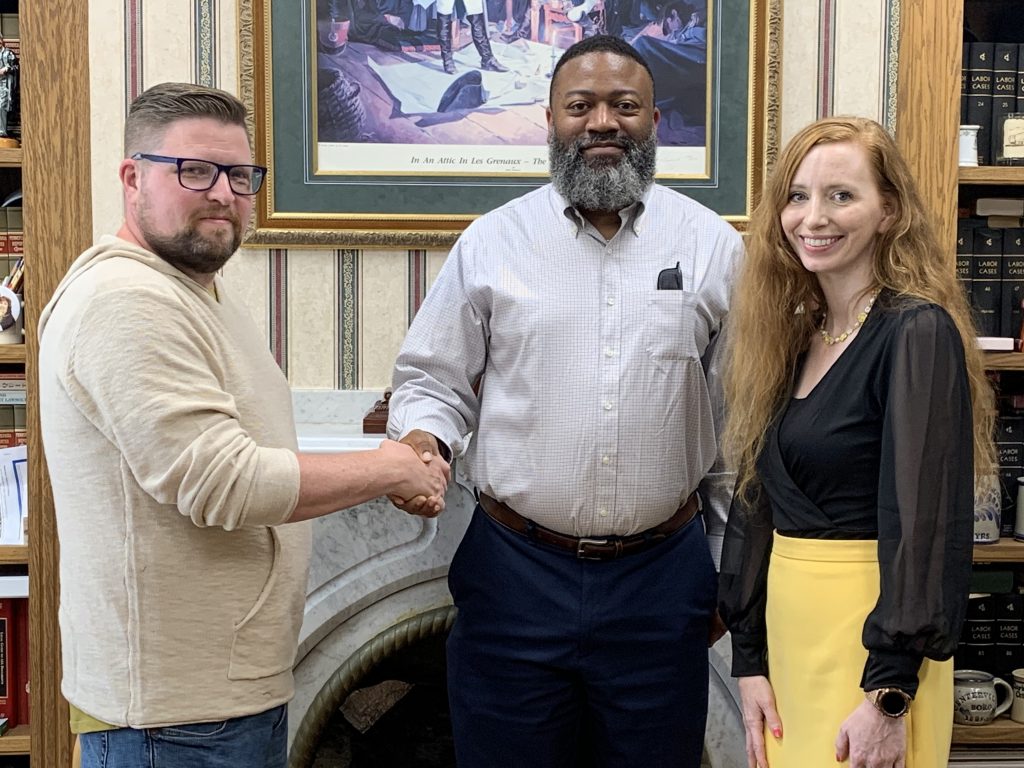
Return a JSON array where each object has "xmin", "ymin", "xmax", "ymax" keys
[{"xmin": 764, "ymin": 533, "xmax": 952, "ymax": 766}]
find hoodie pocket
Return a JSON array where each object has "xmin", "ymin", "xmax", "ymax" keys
[{"xmin": 227, "ymin": 527, "xmax": 304, "ymax": 681}]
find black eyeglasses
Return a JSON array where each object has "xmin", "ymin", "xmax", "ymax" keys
[{"xmin": 131, "ymin": 153, "xmax": 267, "ymax": 195}]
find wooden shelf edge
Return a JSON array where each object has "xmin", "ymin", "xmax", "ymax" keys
[
  {"xmin": 0, "ymin": 544, "xmax": 27, "ymax": 565},
  {"xmin": 0, "ymin": 147, "xmax": 21, "ymax": 168},
  {"xmin": 974, "ymin": 537, "xmax": 1024, "ymax": 563},
  {"xmin": 0, "ymin": 723, "xmax": 30, "ymax": 754},
  {"xmin": 0, "ymin": 344, "xmax": 25, "ymax": 363},
  {"xmin": 960, "ymin": 166, "xmax": 1024, "ymax": 185},
  {"xmin": 984, "ymin": 351, "xmax": 1024, "ymax": 371},
  {"xmin": 953, "ymin": 717, "xmax": 1024, "ymax": 746}
]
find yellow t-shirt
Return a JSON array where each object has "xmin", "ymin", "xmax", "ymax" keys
[{"xmin": 69, "ymin": 703, "xmax": 116, "ymax": 733}]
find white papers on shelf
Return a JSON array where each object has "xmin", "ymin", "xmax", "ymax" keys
[
  {"xmin": 977, "ymin": 337, "xmax": 1017, "ymax": 351},
  {"xmin": 0, "ymin": 444, "xmax": 26, "ymax": 545},
  {"xmin": 0, "ymin": 575, "xmax": 28, "ymax": 597}
]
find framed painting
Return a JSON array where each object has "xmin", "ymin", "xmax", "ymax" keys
[{"xmin": 239, "ymin": 0, "xmax": 779, "ymax": 247}]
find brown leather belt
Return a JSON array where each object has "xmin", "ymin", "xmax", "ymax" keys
[{"xmin": 477, "ymin": 492, "xmax": 700, "ymax": 561}]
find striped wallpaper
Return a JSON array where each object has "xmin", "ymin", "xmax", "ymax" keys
[{"xmin": 89, "ymin": 0, "xmax": 901, "ymax": 389}]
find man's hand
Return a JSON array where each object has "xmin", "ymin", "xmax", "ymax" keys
[
  {"xmin": 379, "ymin": 439, "xmax": 449, "ymax": 517},
  {"xmin": 708, "ymin": 609, "xmax": 727, "ymax": 646},
  {"xmin": 388, "ymin": 429, "xmax": 452, "ymax": 518}
]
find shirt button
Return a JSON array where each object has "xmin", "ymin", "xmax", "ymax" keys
[
  {"xmin": 599, "ymin": 508, "xmax": 608, "ymax": 517},
  {"xmin": 607, "ymin": 297, "xmax": 615, "ymax": 306},
  {"xmin": 604, "ymin": 347, "xmax": 615, "ymax": 357},
  {"xmin": 601, "ymin": 455, "xmax": 611, "ymax": 465},
  {"xmin": 603, "ymin": 401, "xmax": 613, "ymax": 411}
]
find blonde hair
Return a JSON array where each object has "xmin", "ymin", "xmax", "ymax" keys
[{"xmin": 724, "ymin": 116, "xmax": 995, "ymax": 500}]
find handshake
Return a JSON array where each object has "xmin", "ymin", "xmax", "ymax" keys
[{"xmin": 385, "ymin": 429, "xmax": 451, "ymax": 517}]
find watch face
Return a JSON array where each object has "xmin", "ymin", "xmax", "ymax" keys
[{"xmin": 878, "ymin": 690, "xmax": 909, "ymax": 717}]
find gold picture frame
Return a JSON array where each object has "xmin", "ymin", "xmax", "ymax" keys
[{"xmin": 239, "ymin": 0, "xmax": 780, "ymax": 247}]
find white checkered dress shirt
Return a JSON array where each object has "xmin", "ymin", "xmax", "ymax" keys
[{"xmin": 389, "ymin": 183, "xmax": 743, "ymax": 565}]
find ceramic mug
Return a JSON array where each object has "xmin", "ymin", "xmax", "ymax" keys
[
  {"xmin": 959, "ymin": 125, "xmax": 981, "ymax": 167},
  {"xmin": 974, "ymin": 474, "xmax": 1001, "ymax": 543},
  {"xmin": 954, "ymin": 669, "xmax": 1013, "ymax": 725},
  {"xmin": 1012, "ymin": 668, "xmax": 1024, "ymax": 723}
]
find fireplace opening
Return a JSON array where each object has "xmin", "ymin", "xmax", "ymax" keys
[
  {"xmin": 305, "ymin": 628, "xmax": 717, "ymax": 768},
  {"xmin": 311, "ymin": 632, "xmax": 454, "ymax": 767}
]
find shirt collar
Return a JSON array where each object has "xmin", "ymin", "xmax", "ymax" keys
[{"xmin": 551, "ymin": 183, "xmax": 654, "ymax": 238}]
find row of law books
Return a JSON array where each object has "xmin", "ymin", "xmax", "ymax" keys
[
  {"xmin": 962, "ymin": 41, "xmax": 1024, "ymax": 165},
  {"xmin": 958, "ymin": 592, "xmax": 1024, "ymax": 680},
  {"xmin": 956, "ymin": 219, "xmax": 1024, "ymax": 340}
]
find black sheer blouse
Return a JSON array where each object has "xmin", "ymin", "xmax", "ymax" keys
[{"xmin": 719, "ymin": 295, "xmax": 975, "ymax": 696}]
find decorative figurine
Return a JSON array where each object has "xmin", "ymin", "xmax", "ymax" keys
[
  {"xmin": 0, "ymin": 37, "xmax": 18, "ymax": 148},
  {"xmin": 362, "ymin": 389, "xmax": 391, "ymax": 433}
]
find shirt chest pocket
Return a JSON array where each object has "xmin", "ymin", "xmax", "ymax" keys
[{"xmin": 643, "ymin": 290, "xmax": 709, "ymax": 362}]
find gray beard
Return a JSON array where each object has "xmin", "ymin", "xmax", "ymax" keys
[{"xmin": 548, "ymin": 127, "xmax": 658, "ymax": 213}]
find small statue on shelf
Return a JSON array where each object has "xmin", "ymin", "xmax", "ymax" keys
[{"xmin": 0, "ymin": 37, "xmax": 18, "ymax": 148}]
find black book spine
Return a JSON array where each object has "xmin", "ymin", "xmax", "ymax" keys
[
  {"xmin": 1018, "ymin": 43, "xmax": 1024, "ymax": 112},
  {"xmin": 958, "ymin": 218, "xmax": 974, "ymax": 305},
  {"xmin": 1002, "ymin": 229, "xmax": 1024, "ymax": 339},
  {"xmin": 968, "ymin": 42, "xmax": 996, "ymax": 165},
  {"xmin": 999, "ymin": 468, "xmax": 1020, "ymax": 537},
  {"xmin": 963, "ymin": 45, "xmax": 971, "ymax": 125},
  {"xmin": 993, "ymin": 44, "xmax": 1020, "ymax": 164},
  {"xmin": 972, "ymin": 226, "xmax": 1003, "ymax": 336},
  {"xmin": 997, "ymin": 415, "xmax": 1024, "ymax": 537},
  {"xmin": 996, "ymin": 594, "xmax": 1023, "ymax": 680},
  {"xmin": 963, "ymin": 595, "xmax": 997, "ymax": 674}
]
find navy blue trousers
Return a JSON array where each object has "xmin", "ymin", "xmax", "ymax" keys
[{"xmin": 447, "ymin": 506, "xmax": 717, "ymax": 768}]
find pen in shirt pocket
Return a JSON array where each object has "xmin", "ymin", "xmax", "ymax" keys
[{"xmin": 657, "ymin": 262, "xmax": 683, "ymax": 290}]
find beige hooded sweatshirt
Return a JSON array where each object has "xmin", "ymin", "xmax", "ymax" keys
[{"xmin": 38, "ymin": 236, "xmax": 310, "ymax": 728}]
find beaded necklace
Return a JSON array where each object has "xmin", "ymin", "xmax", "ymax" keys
[{"xmin": 819, "ymin": 289, "xmax": 880, "ymax": 346}]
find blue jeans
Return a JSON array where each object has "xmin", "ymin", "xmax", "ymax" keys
[{"xmin": 79, "ymin": 704, "xmax": 288, "ymax": 768}]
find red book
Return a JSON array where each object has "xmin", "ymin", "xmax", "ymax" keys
[
  {"xmin": 0, "ymin": 598, "xmax": 19, "ymax": 726},
  {"xmin": 6, "ymin": 207, "xmax": 22, "ymax": 258},
  {"xmin": 13, "ymin": 598, "xmax": 27, "ymax": 725}
]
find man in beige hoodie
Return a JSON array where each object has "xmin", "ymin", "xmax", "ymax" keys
[{"xmin": 38, "ymin": 82, "xmax": 448, "ymax": 768}]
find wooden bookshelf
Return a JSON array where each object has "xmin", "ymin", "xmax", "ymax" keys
[
  {"xmin": 0, "ymin": 723, "xmax": 30, "ymax": 754},
  {"xmin": 953, "ymin": 717, "xmax": 1024, "ymax": 746},
  {"xmin": 959, "ymin": 166, "xmax": 1024, "ymax": 186},
  {"xmin": 973, "ymin": 537, "xmax": 1024, "ymax": 563},
  {"xmin": 23, "ymin": 0, "xmax": 92, "ymax": 762}
]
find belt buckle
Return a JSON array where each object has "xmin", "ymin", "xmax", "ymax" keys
[{"xmin": 576, "ymin": 537, "xmax": 610, "ymax": 560}]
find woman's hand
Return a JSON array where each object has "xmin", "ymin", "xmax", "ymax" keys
[
  {"xmin": 737, "ymin": 676, "xmax": 782, "ymax": 768},
  {"xmin": 835, "ymin": 699, "xmax": 906, "ymax": 768}
]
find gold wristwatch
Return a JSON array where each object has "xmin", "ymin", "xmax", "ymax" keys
[{"xmin": 866, "ymin": 687, "xmax": 913, "ymax": 718}]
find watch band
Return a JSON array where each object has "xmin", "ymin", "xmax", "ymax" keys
[{"xmin": 866, "ymin": 687, "xmax": 913, "ymax": 718}]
